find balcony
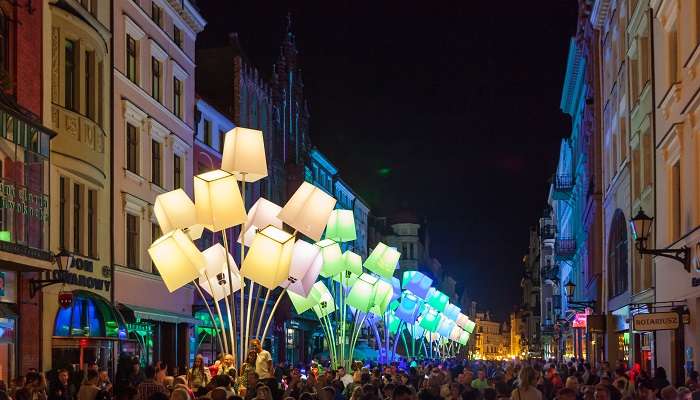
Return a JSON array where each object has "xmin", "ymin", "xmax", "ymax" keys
[
  {"xmin": 539, "ymin": 224, "xmax": 556, "ymax": 240},
  {"xmin": 555, "ymin": 237, "xmax": 577, "ymax": 260},
  {"xmin": 552, "ymin": 174, "xmax": 574, "ymax": 200},
  {"xmin": 540, "ymin": 263, "xmax": 559, "ymax": 282}
]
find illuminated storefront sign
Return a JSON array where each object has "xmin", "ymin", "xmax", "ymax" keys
[
  {"xmin": 633, "ymin": 312, "xmax": 680, "ymax": 331},
  {"xmin": 572, "ymin": 312, "xmax": 587, "ymax": 328},
  {"xmin": 42, "ymin": 257, "xmax": 111, "ymax": 292}
]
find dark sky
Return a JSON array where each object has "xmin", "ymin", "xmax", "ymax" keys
[{"xmin": 196, "ymin": 1, "xmax": 578, "ymax": 320}]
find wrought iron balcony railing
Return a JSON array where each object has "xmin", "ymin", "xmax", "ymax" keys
[
  {"xmin": 555, "ymin": 237, "xmax": 577, "ymax": 260},
  {"xmin": 552, "ymin": 174, "xmax": 574, "ymax": 200}
]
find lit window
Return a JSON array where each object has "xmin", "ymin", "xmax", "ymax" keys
[
  {"xmin": 126, "ymin": 123, "xmax": 139, "ymax": 174},
  {"xmin": 126, "ymin": 35, "xmax": 137, "ymax": 83},
  {"xmin": 126, "ymin": 213, "xmax": 140, "ymax": 268}
]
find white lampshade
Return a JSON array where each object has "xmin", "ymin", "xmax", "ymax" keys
[
  {"xmin": 277, "ymin": 182, "xmax": 336, "ymax": 241},
  {"xmin": 153, "ymin": 189, "xmax": 202, "ymax": 240},
  {"xmin": 221, "ymin": 127, "xmax": 268, "ymax": 183},
  {"xmin": 449, "ymin": 326, "xmax": 463, "ymax": 342},
  {"xmin": 456, "ymin": 313, "xmax": 470, "ymax": 328},
  {"xmin": 194, "ymin": 169, "xmax": 247, "ymax": 232},
  {"xmin": 148, "ymin": 229, "xmax": 204, "ymax": 292},
  {"xmin": 240, "ymin": 226, "xmax": 294, "ymax": 289},
  {"xmin": 284, "ymin": 240, "xmax": 323, "ymax": 296},
  {"xmin": 238, "ymin": 197, "xmax": 283, "ymax": 246},
  {"xmin": 199, "ymin": 243, "xmax": 243, "ymax": 301}
]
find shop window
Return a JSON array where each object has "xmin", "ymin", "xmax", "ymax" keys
[
  {"xmin": 126, "ymin": 214, "xmax": 139, "ymax": 269},
  {"xmin": 608, "ymin": 209, "xmax": 628, "ymax": 298}
]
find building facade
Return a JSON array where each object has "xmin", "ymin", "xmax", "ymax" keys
[
  {"xmin": 112, "ymin": 0, "xmax": 205, "ymax": 371},
  {"xmin": 44, "ymin": 0, "xmax": 116, "ymax": 373}
]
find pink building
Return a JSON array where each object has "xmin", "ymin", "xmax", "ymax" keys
[{"xmin": 111, "ymin": 0, "xmax": 205, "ymax": 369}]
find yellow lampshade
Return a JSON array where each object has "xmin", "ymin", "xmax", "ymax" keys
[
  {"xmin": 277, "ymin": 182, "xmax": 336, "ymax": 241},
  {"xmin": 240, "ymin": 226, "xmax": 294, "ymax": 289},
  {"xmin": 325, "ymin": 209, "xmax": 356, "ymax": 242},
  {"xmin": 238, "ymin": 197, "xmax": 283, "ymax": 246},
  {"xmin": 221, "ymin": 127, "xmax": 268, "ymax": 183},
  {"xmin": 199, "ymin": 243, "xmax": 243, "ymax": 301},
  {"xmin": 284, "ymin": 240, "xmax": 323, "ymax": 296},
  {"xmin": 148, "ymin": 229, "xmax": 204, "ymax": 292},
  {"xmin": 153, "ymin": 189, "xmax": 202, "ymax": 240},
  {"xmin": 194, "ymin": 169, "xmax": 247, "ymax": 232}
]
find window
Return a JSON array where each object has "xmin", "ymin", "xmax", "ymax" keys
[
  {"xmin": 151, "ymin": 57, "xmax": 161, "ymax": 102},
  {"xmin": 203, "ymin": 119, "xmax": 211, "ymax": 146},
  {"xmin": 151, "ymin": 140, "xmax": 162, "ymax": 186},
  {"xmin": 85, "ymin": 51, "xmax": 95, "ymax": 119},
  {"xmin": 65, "ymin": 39, "xmax": 77, "ymax": 111},
  {"xmin": 151, "ymin": 2, "xmax": 162, "ymax": 27},
  {"xmin": 80, "ymin": 0, "xmax": 97, "ymax": 16},
  {"xmin": 608, "ymin": 210, "xmax": 628, "ymax": 298},
  {"xmin": 173, "ymin": 26, "xmax": 182, "ymax": 48},
  {"xmin": 126, "ymin": 214, "xmax": 140, "ymax": 268},
  {"xmin": 151, "ymin": 223, "xmax": 161, "ymax": 273},
  {"xmin": 88, "ymin": 189, "xmax": 97, "ymax": 258},
  {"xmin": 672, "ymin": 161, "xmax": 681, "ymax": 240},
  {"xmin": 173, "ymin": 154, "xmax": 182, "ymax": 189},
  {"xmin": 669, "ymin": 29, "xmax": 679, "ymax": 84},
  {"xmin": 73, "ymin": 183, "xmax": 82, "ymax": 254},
  {"xmin": 126, "ymin": 35, "xmax": 137, "ymax": 83},
  {"xmin": 126, "ymin": 123, "xmax": 139, "ymax": 173},
  {"xmin": 219, "ymin": 130, "xmax": 226, "ymax": 152},
  {"xmin": 620, "ymin": 118, "xmax": 627, "ymax": 162},
  {"xmin": 173, "ymin": 77, "xmax": 182, "ymax": 117},
  {"xmin": 59, "ymin": 177, "xmax": 68, "ymax": 250}
]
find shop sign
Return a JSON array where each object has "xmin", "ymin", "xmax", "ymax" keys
[
  {"xmin": 633, "ymin": 312, "xmax": 680, "ymax": 331},
  {"xmin": 0, "ymin": 179, "xmax": 49, "ymax": 221},
  {"xmin": 572, "ymin": 312, "xmax": 587, "ymax": 328},
  {"xmin": 43, "ymin": 256, "xmax": 111, "ymax": 292},
  {"xmin": 587, "ymin": 315, "xmax": 606, "ymax": 333}
]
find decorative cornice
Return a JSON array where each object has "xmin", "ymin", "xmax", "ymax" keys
[
  {"xmin": 561, "ymin": 38, "xmax": 586, "ymax": 116},
  {"xmin": 165, "ymin": 0, "xmax": 206, "ymax": 33}
]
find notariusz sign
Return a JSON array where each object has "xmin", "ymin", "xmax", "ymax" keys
[{"xmin": 633, "ymin": 312, "xmax": 680, "ymax": 331}]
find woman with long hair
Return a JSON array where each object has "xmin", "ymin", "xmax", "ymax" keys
[
  {"xmin": 186, "ymin": 354, "xmax": 210, "ymax": 396},
  {"xmin": 511, "ymin": 367, "xmax": 542, "ymax": 400},
  {"xmin": 237, "ymin": 350, "xmax": 257, "ymax": 395}
]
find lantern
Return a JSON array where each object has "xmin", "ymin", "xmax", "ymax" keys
[
  {"xmin": 317, "ymin": 239, "xmax": 344, "ymax": 278},
  {"xmin": 194, "ymin": 169, "xmax": 246, "ymax": 232},
  {"xmin": 221, "ymin": 127, "xmax": 268, "ymax": 183},
  {"xmin": 278, "ymin": 182, "xmax": 336, "ymax": 241},
  {"xmin": 240, "ymin": 226, "xmax": 294, "ymax": 289},
  {"xmin": 148, "ymin": 229, "xmax": 204, "ymax": 292},
  {"xmin": 153, "ymin": 189, "xmax": 202, "ymax": 240},
  {"xmin": 238, "ymin": 197, "xmax": 283, "ymax": 246},
  {"xmin": 325, "ymin": 209, "xmax": 356, "ymax": 242},
  {"xmin": 364, "ymin": 242, "xmax": 400, "ymax": 279},
  {"xmin": 284, "ymin": 240, "xmax": 323, "ymax": 297}
]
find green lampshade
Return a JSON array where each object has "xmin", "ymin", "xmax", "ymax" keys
[
  {"xmin": 364, "ymin": 242, "xmax": 400, "ymax": 278},
  {"xmin": 346, "ymin": 273, "xmax": 378, "ymax": 312},
  {"xmin": 389, "ymin": 299, "xmax": 400, "ymax": 311},
  {"xmin": 288, "ymin": 281, "xmax": 325, "ymax": 314},
  {"xmin": 343, "ymin": 251, "xmax": 363, "ymax": 276},
  {"xmin": 325, "ymin": 209, "xmax": 356, "ymax": 242},
  {"xmin": 419, "ymin": 307, "xmax": 440, "ymax": 332},
  {"xmin": 317, "ymin": 239, "xmax": 344, "ymax": 278},
  {"xmin": 312, "ymin": 283, "xmax": 335, "ymax": 318},
  {"xmin": 388, "ymin": 312, "xmax": 401, "ymax": 334},
  {"xmin": 0, "ymin": 231, "xmax": 10, "ymax": 242},
  {"xmin": 427, "ymin": 288, "xmax": 449, "ymax": 312},
  {"xmin": 332, "ymin": 270, "xmax": 360, "ymax": 287},
  {"xmin": 369, "ymin": 278, "xmax": 394, "ymax": 316},
  {"xmin": 463, "ymin": 318, "xmax": 476, "ymax": 334},
  {"xmin": 458, "ymin": 331, "xmax": 470, "ymax": 345}
]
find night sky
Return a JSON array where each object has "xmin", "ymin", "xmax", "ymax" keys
[{"xmin": 197, "ymin": 1, "xmax": 578, "ymax": 320}]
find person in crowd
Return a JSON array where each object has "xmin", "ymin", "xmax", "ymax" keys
[
  {"xmin": 511, "ymin": 366, "xmax": 542, "ymax": 400},
  {"xmin": 677, "ymin": 387, "xmax": 691, "ymax": 400},
  {"xmin": 135, "ymin": 366, "xmax": 168, "ymax": 400},
  {"xmin": 78, "ymin": 370, "xmax": 101, "ymax": 400},
  {"xmin": 660, "ymin": 386, "xmax": 678, "ymax": 400},
  {"xmin": 653, "ymin": 368, "xmax": 671, "ymax": 394},
  {"xmin": 187, "ymin": 355, "xmax": 211, "ymax": 396},
  {"xmin": 49, "ymin": 369, "xmax": 74, "ymax": 400},
  {"xmin": 217, "ymin": 355, "xmax": 236, "ymax": 378},
  {"xmin": 237, "ymin": 351, "xmax": 258, "ymax": 396},
  {"xmin": 472, "ymin": 369, "xmax": 490, "ymax": 392},
  {"xmin": 337, "ymin": 367, "xmax": 353, "ymax": 388}
]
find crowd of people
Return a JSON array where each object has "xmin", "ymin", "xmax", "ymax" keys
[{"xmin": 4, "ymin": 341, "xmax": 698, "ymax": 400}]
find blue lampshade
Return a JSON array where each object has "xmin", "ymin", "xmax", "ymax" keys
[
  {"xmin": 437, "ymin": 316, "xmax": 456, "ymax": 337},
  {"xmin": 444, "ymin": 303, "xmax": 461, "ymax": 321},
  {"xmin": 390, "ymin": 277, "xmax": 401, "ymax": 302},
  {"xmin": 402, "ymin": 270, "xmax": 433, "ymax": 300},
  {"xmin": 395, "ymin": 291, "xmax": 421, "ymax": 324}
]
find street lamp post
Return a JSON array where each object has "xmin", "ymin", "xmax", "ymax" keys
[
  {"xmin": 564, "ymin": 281, "xmax": 596, "ymax": 310},
  {"xmin": 630, "ymin": 209, "xmax": 690, "ymax": 272},
  {"xmin": 29, "ymin": 249, "xmax": 74, "ymax": 297}
]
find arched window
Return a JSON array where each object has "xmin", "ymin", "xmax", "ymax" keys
[{"xmin": 608, "ymin": 209, "xmax": 628, "ymax": 298}]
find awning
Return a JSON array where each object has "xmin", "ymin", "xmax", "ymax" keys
[{"xmin": 120, "ymin": 304, "xmax": 200, "ymax": 325}]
